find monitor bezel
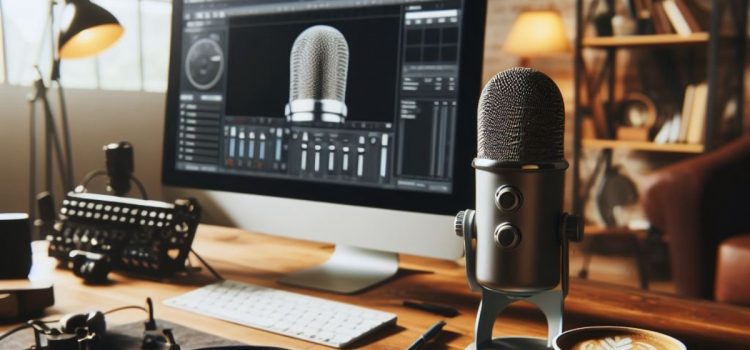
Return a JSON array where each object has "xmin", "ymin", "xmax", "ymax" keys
[{"xmin": 161, "ymin": 0, "xmax": 486, "ymax": 216}]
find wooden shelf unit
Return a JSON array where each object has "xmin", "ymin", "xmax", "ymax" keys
[
  {"xmin": 582, "ymin": 139, "xmax": 705, "ymax": 153},
  {"xmin": 571, "ymin": 0, "xmax": 747, "ymax": 222},
  {"xmin": 582, "ymin": 33, "xmax": 710, "ymax": 48}
]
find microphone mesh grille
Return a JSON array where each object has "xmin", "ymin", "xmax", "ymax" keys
[
  {"xmin": 477, "ymin": 67, "xmax": 564, "ymax": 162},
  {"xmin": 289, "ymin": 25, "xmax": 349, "ymax": 102}
]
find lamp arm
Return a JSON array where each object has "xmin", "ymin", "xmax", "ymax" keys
[
  {"xmin": 47, "ymin": 0, "xmax": 75, "ymax": 190},
  {"xmin": 39, "ymin": 80, "xmax": 71, "ymax": 193},
  {"xmin": 55, "ymin": 81, "xmax": 75, "ymax": 189}
]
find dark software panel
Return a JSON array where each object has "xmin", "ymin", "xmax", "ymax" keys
[{"xmin": 172, "ymin": 0, "xmax": 468, "ymax": 194}]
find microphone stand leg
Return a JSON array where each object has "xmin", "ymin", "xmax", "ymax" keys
[
  {"xmin": 527, "ymin": 289, "xmax": 564, "ymax": 348},
  {"xmin": 473, "ymin": 288, "xmax": 514, "ymax": 348},
  {"xmin": 467, "ymin": 288, "xmax": 564, "ymax": 350}
]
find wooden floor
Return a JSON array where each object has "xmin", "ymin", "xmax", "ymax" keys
[{"xmin": 569, "ymin": 245, "xmax": 676, "ymax": 294}]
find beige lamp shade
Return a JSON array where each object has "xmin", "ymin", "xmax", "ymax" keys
[{"xmin": 502, "ymin": 10, "xmax": 571, "ymax": 57}]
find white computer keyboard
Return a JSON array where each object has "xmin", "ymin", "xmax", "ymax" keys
[{"xmin": 163, "ymin": 280, "xmax": 397, "ymax": 348}]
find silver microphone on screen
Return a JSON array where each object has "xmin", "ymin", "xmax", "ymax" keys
[{"xmin": 285, "ymin": 25, "xmax": 349, "ymax": 123}]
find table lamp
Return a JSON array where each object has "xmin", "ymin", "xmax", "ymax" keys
[
  {"xmin": 58, "ymin": 0, "xmax": 124, "ymax": 59},
  {"xmin": 28, "ymin": 0, "xmax": 123, "ymax": 225},
  {"xmin": 502, "ymin": 10, "xmax": 571, "ymax": 67}
]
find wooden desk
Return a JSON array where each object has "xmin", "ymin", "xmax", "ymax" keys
[{"xmin": 3, "ymin": 225, "xmax": 750, "ymax": 349}]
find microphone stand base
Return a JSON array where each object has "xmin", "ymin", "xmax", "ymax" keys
[
  {"xmin": 468, "ymin": 287, "xmax": 564, "ymax": 350},
  {"xmin": 465, "ymin": 337, "xmax": 549, "ymax": 350}
]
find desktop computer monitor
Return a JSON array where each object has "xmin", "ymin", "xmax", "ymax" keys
[{"xmin": 162, "ymin": 0, "xmax": 486, "ymax": 293}]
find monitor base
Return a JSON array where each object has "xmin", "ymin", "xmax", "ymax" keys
[{"xmin": 278, "ymin": 245, "xmax": 399, "ymax": 294}]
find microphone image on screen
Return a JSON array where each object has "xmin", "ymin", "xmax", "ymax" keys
[
  {"xmin": 285, "ymin": 25, "xmax": 350, "ymax": 123},
  {"xmin": 455, "ymin": 67, "xmax": 582, "ymax": 349}
]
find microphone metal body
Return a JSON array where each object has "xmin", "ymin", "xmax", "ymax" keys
[
  {"xmin": 455, "ymin": 68, "xmax": 582, "ymax": 349},
  {"xmin": 474, "ymin": 67, "xmax": 568, "ymax": 294},
  {"xmin": 285, "ymin": 25, "xmax": 349, "ymax": 123},
  {"xmin": 474, "ymin": 161, "xmax": 565, "ymax": 293}
]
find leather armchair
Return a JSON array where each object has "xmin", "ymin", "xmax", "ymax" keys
[
  {"xmin": 715, "ymin": 235, "xmax": 750, "ymax": 305},
  {"xmin": 642, "ymin": 135, "xmax": 750, "ymax": 300}
]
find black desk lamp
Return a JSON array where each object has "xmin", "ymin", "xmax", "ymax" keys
[{"xmin": 28, "ymin": 0, "xmax": 123, "ymax": 223}]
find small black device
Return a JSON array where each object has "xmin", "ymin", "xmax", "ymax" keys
[
  {"xmin": 78, "ymin": 141, "xmax": 148, "ymax": 199},
  {"xmin": 35, "ymin": 192, "xmax": 57, "ymax": 240},
  {"xmin": 0, "ymin": 213, "xmax": 32, "ymax": 279},
  {"xmin": 402, "ymin": 300, "xmax": 459, "ymax": 318},
  {"xmin": 46, "ymin": 192, "xmax": 201, "ymax": 282},
  {"xmin": 104, "ymin": 142, "xmax": 135, "ymax": 197}
]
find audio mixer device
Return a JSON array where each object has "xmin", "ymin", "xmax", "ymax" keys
[
  {"xmin": 166, "ymin": 0, "xmax": 471, "ymax": 195},
  {"xmin": 45, "ymin": 192, "xmax": 201, "ymax": 283}
]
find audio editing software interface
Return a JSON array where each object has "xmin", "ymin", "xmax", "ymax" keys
[{"xmin": 174, "ymin": 0, "xmax": 464, "ymax": 193}]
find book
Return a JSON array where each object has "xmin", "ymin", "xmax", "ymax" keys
[
  {"xmin": 654, "ymin": 116, "xmax": 672, "ymax": 144},
  {"xmin": 678, "ymin": 84, "xmax": 695, "ymax": 142},
  {"xmin": 662, "ymin": 0, "xmax": 692, "ymax": 35},
  {"xmin": 651, "ymin": 2, "xmax": 675, "ymax": 34},
  {"xmin": 686, "ymin": 82, "xmax": 708, "ymax": 144},
  {"xmin": 668, "ymin": 113, "xmax": 681, "ymax": 143},
  {"xmin": 674, "ymin": 0, "xmax": 702, "ymax": 32}
]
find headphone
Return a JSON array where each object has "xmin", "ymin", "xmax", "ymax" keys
[
  {"xmin": 26, "ymin": 310, "xmax": 107, "ymax": 350},
  {"xmin": 1, "ymin": 297, "xmax": 290, "ymax": 350}
]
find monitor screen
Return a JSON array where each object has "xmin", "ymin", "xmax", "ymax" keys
[{"xmin": 162, "ymin": 0, "xmax": 485, "ymax": 215}]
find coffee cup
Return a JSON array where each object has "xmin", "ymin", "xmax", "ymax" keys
[{"xmin": 554, "ymin": 326, "xmax": 686, "ymax": 350}]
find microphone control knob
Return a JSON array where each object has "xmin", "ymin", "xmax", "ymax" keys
[
  {"xmin": 562, "ymin": 213, "xmax": 584, "ymax": 242},
  {"xmin": 454, "ymin": 210, "xmax": 475, "ymax": 237},
  {"xmin": 454, "ymin": 211, "xmax": 466, "ymax": 237},
  {"xmin": 494, "ymin": 223, "xmax": 521, "ymax": 248},
  {"xmin": 495, "ymin": 186, "xmax": 522, "ymax": 212}
]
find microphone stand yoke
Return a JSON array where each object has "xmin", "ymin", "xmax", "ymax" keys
[{"xmin": 455, "ymin": 210, "xmax": 581, "ymax": 350}]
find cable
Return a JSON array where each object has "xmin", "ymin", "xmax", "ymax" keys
[
  {"xmin": 76, "ymin": 171, "xmax": 149, "ymax": 200},
  {"xmin": 0, "ymin": 323, "xmax": 32, "ymax": 342},
  {"xmin": 191, "ymin": 248, "xmax": 224, "ymax": 281},
  {"xmin": 104, "ymin": 305, "xmax": 148, "ymax": 315},
  {"xmin": 78, "ymin": 169, "xmax": 107, "ymax": 190},
  {"xmin": 131, "ymin": 175, "xmax": 149, "ymax": 200},
  {"xmin": 0, "ymin": 319, "xmax": 58, "ymax": 343}
]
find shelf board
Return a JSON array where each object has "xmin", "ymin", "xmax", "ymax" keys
[
  {"xmin": 582, "ymin": 33, "xmax": 710, "ymax": 48},
  {"xmin": 584, "ymin": 225, "xmax": 647, "ymax": 238},
  {"xmin": 582, "ymin": 139, "xmax": 705, "ymax": 153}
]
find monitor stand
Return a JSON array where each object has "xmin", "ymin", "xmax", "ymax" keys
[{"xmin": 278, "ymin": 245, "xmax": 399, "ymax": 294}]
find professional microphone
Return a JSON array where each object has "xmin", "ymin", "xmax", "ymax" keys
[
  {"xmin": 455, "ymin": 67, "xmax": 582, "ymax": 349},
  {"xmin": 104, "ymin": 141, "xmax": 134, "ymax": 197},
  {"xmin": 285, "ymin": 25, "xmax": 349, "ymax": 123},
  {"xmin": 474, "ymin": 67, "xmax": 568, "ymax": 293}
]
